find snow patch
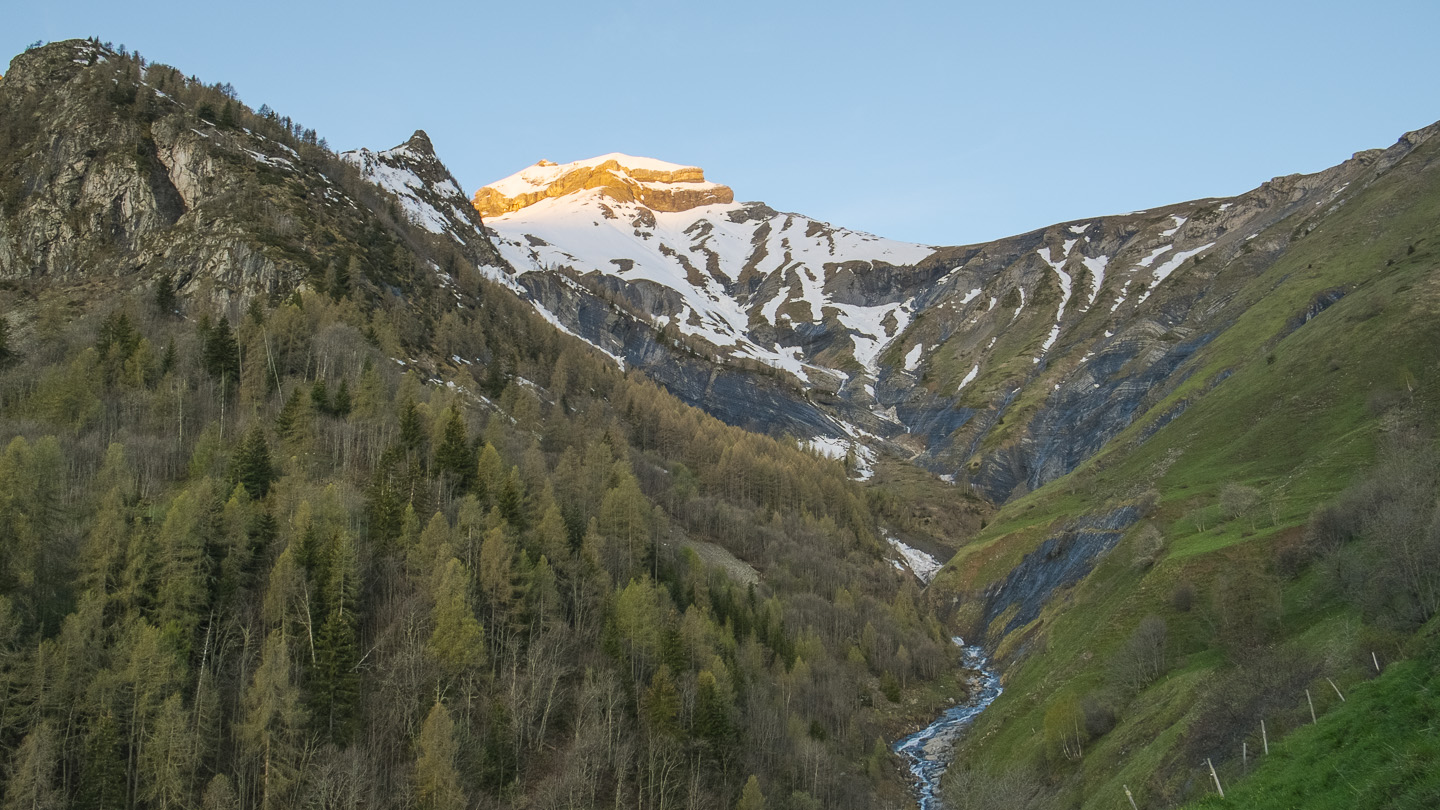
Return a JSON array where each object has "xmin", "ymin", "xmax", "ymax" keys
[
  {"xmin": 904, "ymin": 343, "xmax": 924, "ymax": 371},
  {"xmin": 1035, "ymin": 244, "xmax": 1074, "ymax": 356},
  {"xmin": 1080, "ymin": 255, "xmax": 1109, "ymax": 309},
  {"xmin": 1137, "ymin": 243, "xmax": 1214, "ymax": 303},
  {"xmin": 886, "ymin": 534, "xmax": 943, "ymax": 583},
  {"xmin": 806, "ymin": 436, "xmax": 875, "ymax": 481},
  {"xmin": 957, "ymin": 364, "xmax": 980, "ymax": 392}
]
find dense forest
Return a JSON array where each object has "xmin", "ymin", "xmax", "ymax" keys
[
  {"xmin": 0, "ymin": 40, "xmax": 960, "ymax": 810},
  {"xmin": 0, "ymin": 259, "xmax": 959, "ymax": 810}
]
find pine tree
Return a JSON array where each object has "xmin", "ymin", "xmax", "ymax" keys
[
  {"xmin": 427, "ymin": 558, "xmax": 484, "ymax": 680},
  {"xmin": 642, "ymin": 665, "xmax": 681, "ymax": 736},
  {"xmin": 3, "ymin": 721, "xmax": 61, "ymax": 810},
  {"xmin": 159, "ymin": 338, "xmax": 176, "ymax": 376},
  {"xmin": 153, "ymin": 273, "xmax": 176, "ymax": 315},
  {"xmin": 311, "ymin": 530, "xmax": 360, "ymax": 743},
  {"xmin": 329, "ymin": 258, "xmax": 355, "ymax": 301},
  {"xmin": 273, "ymin": 387, "xmax": 305, "ymax": 440},
  {"xmin": 312, "ymin": 607, "xmax": 359, "ymax": 744},
  {"xmin": 475, "ymin": 443, "xmax": 505, "ymax": 506},
  {"xmin": 498, "ymin": 466, "xmax": 527, "ymax": 530},
  {"xmin": 415, "ymin": 701, "xmax": 467, "ymax": 810},
  {"xmin": 310, "ymin": 377, "xmax": 331, "ymax": 416},
  {"xmin": 433, "ymin": 407, "xmax": 474, "ymax": 492},
  {"xmin": 240, "ymin": 631, "xmax": 307, "ymax": 810},
  {"xmin": 231, "ymin": 425, "xmax": 275, "ymax": 498},
  {"xmin": 77, "ymin": 712, "xmax": 126, "ymax": 810},
  {"xmin": 478, "ymin": 524, "xmax": 516, "ymax": 627},
  {"xmin": 736, "ymin": 775, "xmax": 767, "ymax": 810},
  {"xmin": 399, "ymin": 396, "xmax": 425, "ymax": 452},
  {"xmin": 0, "ymin": 316, "xmax": 14, "ymax": 367},
  {"xmin": 203, "ymin": 317, "xmax": 240, "ymax": 392},
  {"xmin": 693, "ymin": 668, "xmax": 733, "ymax": 748},
  {"xmin": 331, "ymin": 377, "xmax": 352, "ymax": 418}
]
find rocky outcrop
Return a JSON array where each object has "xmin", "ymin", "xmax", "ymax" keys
[
  {"xmin": 981, "ymin": 506, "xmax": 1143, "ymax": 638},
  {"xmin": 474, "ymin": 156, "xmax": 733, "ymax": 216},
  {"xmin": 340, "ymin": 130, "xmax": 507, "ymax": 272},
  {"xmin": 0, "ymin": 40, "xmax": 513, "ymax": 316}
]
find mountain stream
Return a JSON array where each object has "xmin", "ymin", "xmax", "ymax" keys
[
  {"xmin": 884, "ymin": 535, "xmax": 1003, "ymax": 809},
  {"xmin": 893, "ymin": 639, "xmax": 1004, "ymax": 809}
]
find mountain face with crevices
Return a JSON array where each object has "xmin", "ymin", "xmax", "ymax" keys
[{"xmin": 473, "ymin": 130, "xmax": 1439, "ymax": 501}]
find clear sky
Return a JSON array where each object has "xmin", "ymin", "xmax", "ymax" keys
[{"xmin": 6, "ymin": 1, "xmax": 1439, "ymax": 246}]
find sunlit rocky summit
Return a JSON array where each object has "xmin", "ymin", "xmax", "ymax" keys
[{"xmin": 474, "ymin": 154, "xmax": 733, "ymax": 216}]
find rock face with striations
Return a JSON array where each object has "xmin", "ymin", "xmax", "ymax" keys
[{"xmin": 474, "ymin": 154, "xmax": 734, "ymax": 217}]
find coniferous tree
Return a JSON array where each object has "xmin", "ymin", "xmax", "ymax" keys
[
  {"xmin": 203, "ymin": 317, "xmax": 240, "ymax": 392},
  {"xmin": 433, "ymin": 407, "xmax": 474, "ymax": 492},
  {"xmin": 3, "ymin": 721, "xmax": 61, "ymax": 810},
  {"xmin": 273, "ymin": 387, "xmax": 305, "ymax": 440},
  {"xmin": 159, "ymin": 338, "xmax": 177, "ymax": 376},
  {"xmin": 427, "ymin": 558, "xmax": 484, "ymax": 680},
  {"xmin": 736, "ymin": 775, "xmax": 767, "ymax": 810},
  {"xmin": 415, "ymin": 701, "xmax": 466, "ymax": 810},
  {"xmin": 77, "ymin": 712, "xmax": 126, "ymax": 810},
  {"xmin": 0, "ymin": 316, "xmax": 14, "ymax": 367},
  {"xmin": 240, "ymin": 631, "xmax": 307, "ymax": 810},
  {"xmin": 312, "ymin": 606, "xmax": 360, "ymax": 743},
  {"xmin": 231, "ymin": 425, "xmax": 275, "ymax": 498},
  {"xmin": 329, "ymin": 259, "xmax": 354, "ymax": 301},
  {"xmin": 399, "ymin": 396, "xmax": 425, "ymax": 452},
  {"xmin": 331, "ymin": 377, "xmax": 352, "ymax": 417},
  {"xmin": 154, "ymin": 273, "xmax": 176, "ymax": 315},
  {"xmin": 310, "ymin": 377, "xmax": 331, "ymax": 416}
]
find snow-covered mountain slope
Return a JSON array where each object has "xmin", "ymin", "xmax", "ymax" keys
[
  {"xmin": 485, "ymin": 172, "xmax": 937, "ymax": 382},
  {"xmin": 329, "ymin": 123, "xmax": 1438, "ymax": 502},
  {"xmin": 339, "ymin": 131, "xmax": 521, "ymax": 293},
  {"xmin": 454, "ymin": 134, "xmax": 1440, "ymax": 501},
  {"xmin": 341, "ymin": 131, "xmax": 483, "ymax": 240}
]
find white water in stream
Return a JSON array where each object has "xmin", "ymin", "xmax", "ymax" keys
[{"xmin": 892, "ymin": 638, "xmax": 1003, "ymax": 809}]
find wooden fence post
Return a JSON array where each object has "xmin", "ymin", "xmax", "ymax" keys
[
  {"xmin": 1327, "ymin": 677, "xmax": 1345, "ymax": 702},
  {"xmin": 1207, "ymin": 758, "xmax": 1225, "ymax": 798}
]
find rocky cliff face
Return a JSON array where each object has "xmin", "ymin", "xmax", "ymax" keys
[
  {"xmin": 340, "ymin": 131, "xmax": 502, "ymax": 265},
  {"xmin": 474, "ymin": 154, "xmax": 734, "ymax": 217},
  {"xmin": 0, "ymin": 40, "xmax": 516, "ymax": 320},
  {"xmin": 469, "ymin": 124, "xmax": 1440, "ymax": 500}
]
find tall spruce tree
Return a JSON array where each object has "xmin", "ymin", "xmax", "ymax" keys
[
  {"xmin": 433, "ymin": 407, "xmax": 474, "ymax": 492},
  {"xmin": 231, "ymin": 425, "xmax": 275, "ymax": 498},
  {"xmin": 202, "ymin": 317, "xmax": 240, "ymax": 392}
]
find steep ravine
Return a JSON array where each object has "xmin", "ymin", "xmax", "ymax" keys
[
  {"xmin": 894, "ymin": 641, "xmax": 1004, "ymax": 810},
  {"xmin": 887, "ymin": 505, "xmax": 1144, "ymax": 807},
  {"xmin": 887, "ymin": 538, "xmax": 1005, "ymax": 809}
]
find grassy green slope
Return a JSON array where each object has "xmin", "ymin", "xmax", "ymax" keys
[
  {"xmin": 1191, "ymin": 624, "xmax": 1439, "ymax": 810},
  {"xmin": 927, "ymin": 130, "xmax": 1440, "ymax": 808}
]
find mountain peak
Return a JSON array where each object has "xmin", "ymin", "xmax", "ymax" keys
[
  {"xmin": 474, "ymin": 153, "xmax": 733, "ymax": 217},
  {"xmin": 404, "ymin": 129, "xmax": 434, "ymax": 154}
]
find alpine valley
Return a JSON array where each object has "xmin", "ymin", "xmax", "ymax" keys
[{"xmin": 0, "ymin": 39, "xmax": 1437, "ymax": 810}]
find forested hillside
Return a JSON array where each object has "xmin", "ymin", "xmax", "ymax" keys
[
  {"xmin": 0, "ymin": 40, "xmax": 954, "ymax": 810},
  {"xmin": 3, "ymin": 36, "xmax": 1439, "ymax": 810}
]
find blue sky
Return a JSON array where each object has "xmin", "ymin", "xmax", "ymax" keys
[{"xmin": 6, "ymin": 1, "xmax": 1439, "ymax": 245}]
